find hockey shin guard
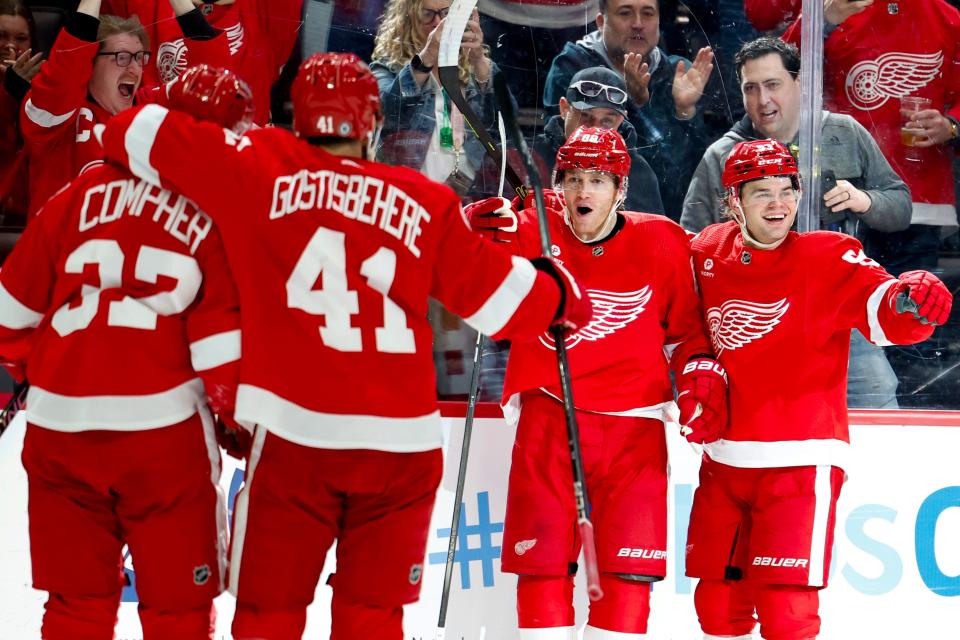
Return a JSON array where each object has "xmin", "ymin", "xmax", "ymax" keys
[
  {"xmin": 232, "ymin": 602, "xmax": 308, "ymax": 640},
  {"xmin": 138, "ymin": 602, "xmax": 215, "ymax": 640},
  {"xmin": 584, "ymin": 574, "xmax": 651, "ymax": 636},
  {"xmin": 330, "ymin": 589, "xmax": 403, "ymax": 640},
  {"xmin": 517, "ymin": 574, "xmax": 575, "ymax": 632},
  {"xmin": 753, "ymin": 585, "xmax": 820, "ymax": 640},
  {"xmin": 694, "ymin": 578, "xmax": 758, "ymax": 637},
  {"xmin": 41, "ymin": 592, "xmax": 120, "ymax": 640}
]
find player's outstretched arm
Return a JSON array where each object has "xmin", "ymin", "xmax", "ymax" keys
[
  {"xmin": 433, "ymin": 199, "xmax": 591, "ymax": 342},
  {"xmin": 100, "ymin": 104, "xmax": 252, "ymax": 217}
]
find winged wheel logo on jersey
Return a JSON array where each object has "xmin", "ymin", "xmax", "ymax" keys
[
  {"xmin": 844, "ymin": 51, "xmax": 942, "ymax": 111},
  {"xmin": 538, "ymin": 286, "xmax": 652, "ymax": 350},
  {"xmin": 706, "ymin": 298, "xmax": 790, "ymax": 355},
  {"xmin": 157, "ymin": 25, "xmax": 246, "ymax": 83}
]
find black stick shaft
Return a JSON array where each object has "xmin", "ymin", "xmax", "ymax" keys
[{"xmin": 435, "ymin": 332, "xmax": 483, "ymax": 633}]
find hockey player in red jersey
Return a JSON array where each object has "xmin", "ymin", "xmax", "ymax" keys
[
  {"xmin": 686, "ymin": 139, "xmax": 953, "ymax": 640},
  {"xmin": 465, "ymin": 127, "xmax": 728, "ymax": 639},
  {"xmin": 0, "ymin": 64, "xmax": 253, "ymax": 640},
  {"xmin": 99, "ymin": 52, "xmax": 592, "ymax": 640}
]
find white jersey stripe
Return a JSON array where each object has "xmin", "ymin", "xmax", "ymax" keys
[
  {"xmin": 463, "ymin": 255, "xmax": 537, "ymax": 337},
  {"xmin": 0, "ymin": 282, "xmax": 44, "ymax": 329},
  {"xmin": 197, "ymin": 403, "xmax": 228, "ymax": 591},
  {"xmin": 24, "ymin": 99, "xmax": 76, "ymax": 128},
  {"xmin": 807, "ymin": 464, "xmax": 834, "ymax": 587},
  {"xmin": 190, "ymin": 329, "xmax": 241, "ymax": 371},
  {"xmin": 703, "ymin": 437, "xmax": 850, "ymax": 470},
  {"xmin": 866, "ymin": 279, "xmax": 897, "ymax": 347},
  {"xmin": 236, "ymin": 384, "xmax": 443, "ymax": 453},
  {"xmin": 26, "ymin": 378, "xmax": 205, "ymax": 431},
  {"xmin": 228, "ymin": 424, "xmax": 267, "ymax": 596},
  {"xmin": 125, "ymin": 104, "xmax": 167, "ymax": 186}
]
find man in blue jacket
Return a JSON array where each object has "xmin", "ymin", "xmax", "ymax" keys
[{"xmin": 543, "ymin": 0, "xmax": 715, "ymax": 220}]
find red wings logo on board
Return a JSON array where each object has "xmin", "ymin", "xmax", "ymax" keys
[
  {"xmin": 539, "ymin": 286, "xmax": 652, "ymax": 350},
  {"xmin": 844, "ymin": 51, "xmax": 942, "ymax": 111},
  {"xmin": 707, "ymin": 298, "xmax": 789, "ymax": 355}
]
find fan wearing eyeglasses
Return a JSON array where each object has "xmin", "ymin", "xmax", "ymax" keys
[
  {"xmin": 543, "ymin": 0, "xmax": 716, "ymax": 221},
  {"xmin": 534, "ymin": 66, "xmax": 665, "ymax": 217},
  {"xmin": 19, "ymin": 0, "xmax": 145, "ymax": 216},
  {"xmin": 371, "ymin": 0, "xmax": 500, "ymax": 197},
  {"xmin": 19, "ymin": 0, "xmax": 226, "ymax": 218},
  {"xmin": 100, "ymin": 0, "xmax": 304, "ymax": 126}
]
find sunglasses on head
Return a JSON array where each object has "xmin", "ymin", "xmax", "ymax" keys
[{"xmin": 571, "ymin": 79, "xmax": 628, "ymax": 105}]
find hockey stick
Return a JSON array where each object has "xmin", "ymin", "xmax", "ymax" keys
[
  {"xmin": 493, "ymin": 73, "xmax": 604, "ymax": 602},
  {"xmin": 433, "ymin": 4, "xmax": 527, "ymax": 637},
  {"xmin": 434, "ymin": 331, "xmax": 482, "ymax": 640},
  {"xmin": 437, "ymin": 0, "xmax": 526, "ymax": 199},
  {"xmin": 434, "ymin": 0, "xmax": 510, "ymax": 640},
  {"xmin": 0, "ymin": 380, "xmax": 28, "ymax": 438}
]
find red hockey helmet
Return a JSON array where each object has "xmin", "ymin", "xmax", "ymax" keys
[
  {"xmin": 167, "ymin": 64, "xmax": 254, "ymax": 135},
  {"xmin": 555, "ymin": 126, "xmax": 631, "ymax": 180},
  {"xmin": 722, "ymin": 139, "xmax": 800, "ymax": 193},
  {"xmin": 291, "ymin": 52, "xmax": 382, "ymax": 140}
]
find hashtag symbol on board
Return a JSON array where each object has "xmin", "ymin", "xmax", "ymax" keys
[{"xmin": 427, "ymin": 491, "xmax": 503, "ymax": 589}]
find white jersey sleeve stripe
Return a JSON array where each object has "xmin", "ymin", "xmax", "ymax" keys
[
  {"xmin": 0, "ymin": 282, "xmax": 45, "ymax": 329},
  {"xmin": 463, "ymin": 255, "xmax": 537, "ymax": 336},
  {"xmin": 124, "ymin": 104, "xmax": 168, "ymax": 186},
  {"xmin": 24, "ymin": 99, "xmax": 76, "ymax": 128},
  {"xmin": 866, "ymin": 279, "xmax": 897, "ymax": 347},
  {"xmin": 190, "ymin": 329, "xmax": 241, "ymax": 371},
  {"xmin": 26, "ymin": 378, "xmax": 205, "ymax": 431}
]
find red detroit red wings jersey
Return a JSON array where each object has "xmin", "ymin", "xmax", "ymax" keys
[
  {"xmin": 503, "ymin": 208, "xmax": 712, "ymax": 415},
  {"xmin": 101, "ymin": 105, "xmax": 564, "ymax": 453},
  {"xmin": 784, "ymin": 0, "xmax": 960, "ymax": 210},
  {"xmin": 0, "ymin": 164, "xmax": 240, "ymax": 431},
  {"xmin": 691, "ymin": 222, "xmax": 934, "ymax": 470}
]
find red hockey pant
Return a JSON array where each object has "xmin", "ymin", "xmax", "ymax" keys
[
  {"xmin": 22, "ymin": 415, "xmax": 225, "ymax": 640},
  {"xmin": 229, "ymin": 430, "xmax": 442, "ymax": 640}
]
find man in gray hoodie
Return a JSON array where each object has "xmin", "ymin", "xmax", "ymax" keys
[
  {"xmin": 680, "ymin": 37, "xmax": 910, "ymax": 239},
  {"xmin": 681, "ymin": 37, "xmax": 912, "ymax": 410}
]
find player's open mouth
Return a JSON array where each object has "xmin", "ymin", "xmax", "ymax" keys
[
  {"xmin": 763, "ymin": 214, "xmax": 787, "ymax": 221},
  {"xmin": 118, "ymin": 81, "xmax": 136, "ymax": 99},
  {"xmin": 576, "ymin": 205, "xmax": 593, "ymax": 216}
]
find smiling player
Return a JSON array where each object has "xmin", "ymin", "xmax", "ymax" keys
[
  {"xmin": 466, "ymin": 126, "xmax": 727, "ymax": 639},
  {"xmin": 686, "ymin": 139, "xmax": 953, "ymax": 640}
]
